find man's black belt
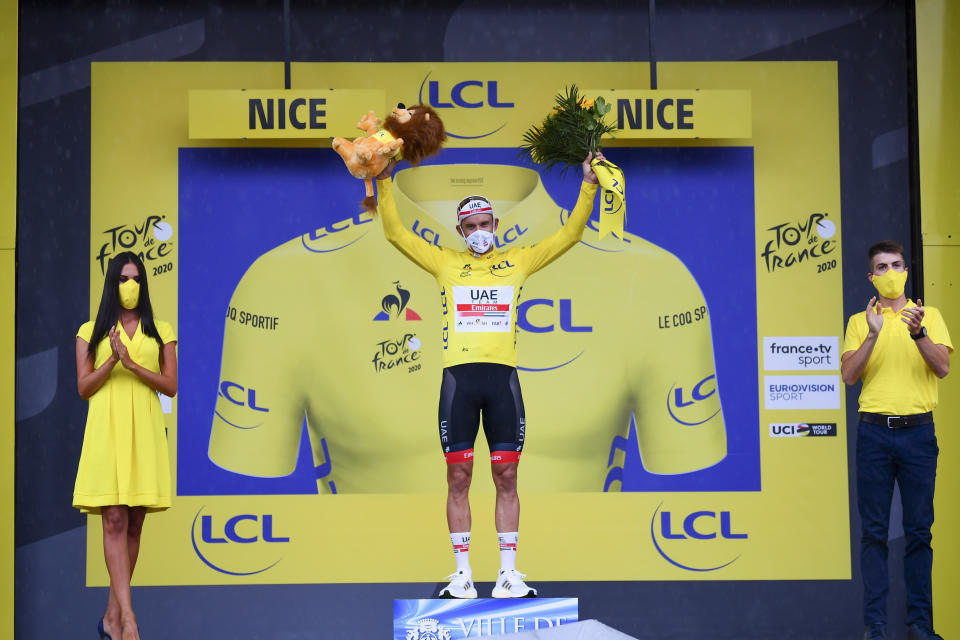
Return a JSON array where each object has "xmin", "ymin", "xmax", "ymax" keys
[{"xmin": 859, "ymin": 411, "xmax": 933, "ymax": 428}]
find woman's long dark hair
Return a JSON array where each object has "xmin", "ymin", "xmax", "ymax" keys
[{"xmin": 87, "ymin": 252, "xmax": 164, "ymax": 358}]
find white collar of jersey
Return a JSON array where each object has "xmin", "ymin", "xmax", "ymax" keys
[{"xmin": 392, "ymin": 164, "xmax": 561, "ymax": 249}]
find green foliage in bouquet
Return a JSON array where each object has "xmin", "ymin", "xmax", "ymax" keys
[{"xmin": 519, "ymin": 85, "xmax": 617, "ymax": 175}]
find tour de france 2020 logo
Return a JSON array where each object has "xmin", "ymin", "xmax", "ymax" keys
[
  {"xmin": 371, "ymin": 281, "xmax": 424, "ymax": 375},
  {"xmin": 759, "ymin": 212, "xmax": 837, "ymax": 274},
  {"xmin": 93, "ymin": 214, "xmax": 175, "ymax": 277}
]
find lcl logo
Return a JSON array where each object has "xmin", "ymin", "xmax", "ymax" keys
[
  {"xmin": 191, "ymin": 508, "xmax": 290, "ymax": 576},
  {"xmin": 650, "ymin": 503, "xmax": 748, "ymax": 572},
  {"xmin": 418, "ymin": 72, "xmax": 515, "ymax": 139},
  {"xmin": 667, "ymin": 374, "xmax": 720, "ymax": 426},
  {"xmin": 516, "ymin": 298, "xmax": 592, "ymax": 372}
]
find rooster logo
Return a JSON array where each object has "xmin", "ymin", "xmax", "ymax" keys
[{"xmin": 373, "ymin": 281, "xmax": 422, "ymax": 321}]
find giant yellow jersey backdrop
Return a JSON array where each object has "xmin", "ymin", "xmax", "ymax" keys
[{"xmin": 86, "ymin": 61, "xmax": 846, "ymax": 585}]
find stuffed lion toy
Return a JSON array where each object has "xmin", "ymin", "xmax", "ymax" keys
[{"xmin": 332, "ymin": 103, "xmax": 446, "ymax": 211}]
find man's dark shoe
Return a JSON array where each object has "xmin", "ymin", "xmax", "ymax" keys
[
  {"xmin": 863, "ymin": 623, "xmax": 886, "ymax": 640},
  {"xmin": 907, "ymin": 623, "xmax": 944, "ymax": 640}
]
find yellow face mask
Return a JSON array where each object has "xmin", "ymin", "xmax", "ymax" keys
[
  {"xmin": 119, "ymin": 279, "xmax": 140, "ymax": 309},
  {"xmin": 871, "ymin": 268, "xmax": 907, "ymax": 299}
]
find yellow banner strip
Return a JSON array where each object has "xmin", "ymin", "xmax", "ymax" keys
[
  {"xmin": 188, "ymin": 89, "xmax": 385, "ymax": 139},
  {"xmin": 586, "ymin": 89, "xmax": 752, "ymax": 139}
]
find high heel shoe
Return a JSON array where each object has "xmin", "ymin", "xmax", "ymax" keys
[{"xmin": 98, "ymin": 618, "xmax": 112, "ymax": 640}]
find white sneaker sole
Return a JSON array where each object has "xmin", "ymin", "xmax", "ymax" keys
[
  {"xmin": 438, "ymin": 587, "xmax": 478, "ymax": 599},
  {"xmin": 491, "ymin": 587, "xmax": 536, "ymax": 598}
]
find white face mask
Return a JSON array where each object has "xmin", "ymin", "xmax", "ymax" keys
[{"xmin": 464, "ymin": 229, "xmax": 495, "ymax": 254}]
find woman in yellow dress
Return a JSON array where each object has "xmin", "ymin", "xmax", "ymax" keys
[{"xmin": 74, "ymin": 251, "xmax": 177, "ymax": 640}]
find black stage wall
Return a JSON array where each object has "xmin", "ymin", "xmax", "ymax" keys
[{"xmin": 15, "ymin": 2, "xmax": 921, "ymax": 638}]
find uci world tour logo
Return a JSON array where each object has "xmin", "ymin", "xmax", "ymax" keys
[
  {"xmin": 191, "ymin": 507, "xmax": 289, "ymax": 576},
  {"xmin": 650, "ymin": 502, "xmax": 748, "ymax": 572},
  {"xmin": 418, "ymin": 72, "xmax": 514, "ymax": 139},
  {"xmin": 373, "ymin": 281, "xmax": 422, "ymax": 320}
]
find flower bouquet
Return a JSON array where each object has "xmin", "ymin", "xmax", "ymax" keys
[
  {"xmin": 520, "ymin": 85, "xmax": 625, "ymax": 238},
  {"xmin": 519, "ymin": 85, "xmax": 617, "ymax": 174}
]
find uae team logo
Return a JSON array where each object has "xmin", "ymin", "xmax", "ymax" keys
[{"xmin": 373, "ymin": 281, "xmax": 422, "ymax": 320}]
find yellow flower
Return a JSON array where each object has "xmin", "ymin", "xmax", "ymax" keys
[{"xmin": 579, "ymin": 98, "xmax": 595, "ymax": 109}]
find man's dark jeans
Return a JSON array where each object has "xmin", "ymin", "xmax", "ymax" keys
[{"xmin": 857, "ymin": 420, "xmax": 938, "ymax": 628}]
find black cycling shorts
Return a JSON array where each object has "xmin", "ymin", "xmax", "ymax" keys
[{"xmin": 438, "ymin": 363, "xmax": 526, "ymax": 464}]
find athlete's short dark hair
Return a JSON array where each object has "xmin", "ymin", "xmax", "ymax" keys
[{"xmin": 868, "ymin": 240, "xmax": 905, "ymax": 272}]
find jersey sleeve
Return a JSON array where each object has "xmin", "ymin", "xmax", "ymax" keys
[
  {"xmin": 924, "ymin": 306, "xmax": 953, "ymax": 352},
  {"xmin": 76, "ymin": 321, "xmax": 94, "ymax": 342},
  {"xmin": 377, "ymin": 177, "xmax": 451, "ymax": 275},
  {"xmin": 207, "ymin": 255, "xmax": 309, "ymax": 478},
  {"xmin": 626, "ymin": 252, "xmax": 726, "ymax": 474},
  {"xmin": 519, "ymin": 181, "xmax": 598, "ymax": 275},
  {"xmin": 842, "ymin": 313, "xmax": 866, "ymax": 356},
  {"xmin": 155, "ymin": 320, "xmax": 177, "ymax": 344}
]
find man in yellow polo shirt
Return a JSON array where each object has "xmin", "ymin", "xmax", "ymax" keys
[{"xmin": 841, "ymin": 240, "xmax": 952, "ymax": 640}]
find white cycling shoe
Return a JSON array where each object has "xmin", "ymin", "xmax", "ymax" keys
[
  {"xmin": 491, "ymin": 569, "xmax": 537, "ymax": 598},
  {"xmin": 438, "ymin": 570, "xmax": 478, "ymax": 599}
]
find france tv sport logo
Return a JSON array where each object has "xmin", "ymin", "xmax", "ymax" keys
[
  {"xmin": 650, "ymin": 502, "xmax": 748, "ymax": 572},
  {"xmin": 418, "ymin": 72, "xmax": 514, "ymax": 139},
  {"xmin": 190, "ymin": 507, "xmax": 289, "ymax": 576},
  {"xmin": 763, "ymin": 336, "xmax": 839, "ymax": 371}
]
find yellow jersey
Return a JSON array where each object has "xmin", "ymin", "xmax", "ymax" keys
[
  {"xmin": 842, "ymin": 301, "xmax": 953, "ymax": 414},
  {"xmin": 377, "ymin": 174, "xmax": 598, "ymax": 368},
  {"xmin": 208, "ymin": 164, "xmax": 727, "ymax": 492}
]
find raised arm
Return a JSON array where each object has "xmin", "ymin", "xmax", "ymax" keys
[
  {"xmin": 900, "ymin": 299, "xmax": 951, "ymax": 378},
  {"xmin": 841, "ymin": 298, "xmax": 882, "ymax": 385},
  {"xmin": 376, "ymin": 160, "xmax": 448, "ymax": 275},
  {"xmin": 523, "ymin": 152, "xmax": 601, "ymax": 274}
]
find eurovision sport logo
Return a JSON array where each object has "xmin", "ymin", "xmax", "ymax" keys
[{"xmin": 764, "ymin": 375, "xmax": 841, "ymax": 410}]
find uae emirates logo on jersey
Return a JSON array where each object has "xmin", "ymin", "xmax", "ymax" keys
[
  {"xmin": 406, "ymin": 618, "xmax": 452, "ymax": 640},
  {"xmin": 373, "ymin": 281, "xmax": 422, "ymax": 320}
]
